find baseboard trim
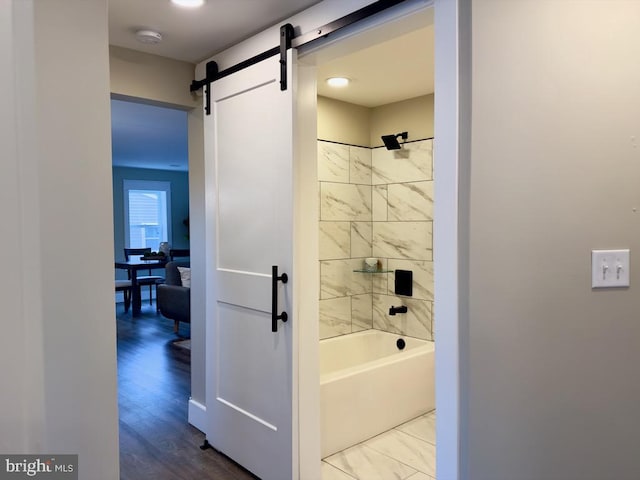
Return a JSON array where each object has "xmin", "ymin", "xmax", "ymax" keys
[{"xmin": 188, "ymin": 398, "xmax": 207, "ymax": 433}]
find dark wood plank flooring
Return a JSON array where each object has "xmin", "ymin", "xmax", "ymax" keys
[{"xmin": 117, "ymin": 303, "xmax": 257, "ymax": 480}]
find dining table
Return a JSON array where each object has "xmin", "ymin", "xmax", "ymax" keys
[{"xmin": 115, "ymin": 257, "xmax": 167, "ymax": 317}]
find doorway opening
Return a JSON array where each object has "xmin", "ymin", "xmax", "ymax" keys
[
  {"xmin": 301, "ymin": 6, "xmax": 437, "ymax": 478},
  {"xmin": 110, "ymin": 97, "xmax": 215, "ymax": 477}
]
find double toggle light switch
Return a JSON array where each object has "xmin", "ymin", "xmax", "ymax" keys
[{"xmin": 591, "ymin": 249, "xmax": 630, "ymax": 288}]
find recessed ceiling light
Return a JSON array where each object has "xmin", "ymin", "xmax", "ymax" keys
[
  {"xmin": 170, "ymin": 0, "xmax": 205, "ymax": 7},
  {"xmin": 326, "ymin": 77, "xmax": 350, "ymax": 88}
]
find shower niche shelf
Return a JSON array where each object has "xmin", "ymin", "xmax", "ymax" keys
[{"xmin": 353, "ymin": 269, "xmax": 392, "ymax": 274}]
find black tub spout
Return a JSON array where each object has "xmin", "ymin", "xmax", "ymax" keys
[{"xmin": 389, "ymin": 305, "xmax": 408, "ymax": 316}]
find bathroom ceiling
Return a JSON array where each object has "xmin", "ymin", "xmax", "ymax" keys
[{"xmin": 316, "ymin": 24, "xmax": 434, "ymax": 108}]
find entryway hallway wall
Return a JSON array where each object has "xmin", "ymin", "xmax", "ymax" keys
[
  {"xmin": 1, "ymin": 1, "xmax": 119, "ymax": 475},
  {"xmin": 462, "ymin": 1, "xmax": 640, "ymax": 479}
]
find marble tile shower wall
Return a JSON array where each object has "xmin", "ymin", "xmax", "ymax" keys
[{"xmin": 318, "ymin": 139, "xmax": 434, "ymax": 341}]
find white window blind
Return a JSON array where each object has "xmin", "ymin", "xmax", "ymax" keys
[{"xmin": 123, "ymin": 180, "xmax": 172, "ymax": 251}]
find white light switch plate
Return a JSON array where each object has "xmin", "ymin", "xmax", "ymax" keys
[{"xmin": 591, "ymin": 249, "xmax": 630, "ymax": 288}]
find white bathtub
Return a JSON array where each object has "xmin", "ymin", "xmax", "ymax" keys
[{"xmin": 320, "ymin": 329, "xmax": 435, "ymax": 458}]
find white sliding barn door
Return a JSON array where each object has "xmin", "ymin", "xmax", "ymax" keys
[{"xmin": 204, "ymin": 51, "xmax": 296, "ymax": 480}]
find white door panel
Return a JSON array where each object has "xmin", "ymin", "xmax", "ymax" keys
[
  {"xmin": 217, "ymin": 270, "xmax": 271, "ymax": 313},
  {"xmin": 205, "ymin": 50, "xmax": 295, "ymax": 480},
  {"xmin": 216, "ymin": 78, "xmax": 291, "ymax": 275},
  {"xmin": 216, "ymin": 303, "xmax": 289, "ymax": 429}
]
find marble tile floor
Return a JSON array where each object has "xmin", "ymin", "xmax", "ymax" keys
[{"xmin": 322, "ymin": 410, "xmax": 436, "ymax": 480}]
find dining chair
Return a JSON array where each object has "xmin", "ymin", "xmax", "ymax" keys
[
  {"xmin": 124, "ymin": 247, "xmax": 165, "ymax": 308},
  {"xmin": 115, "ymin": 279, "xmax": 132, "ymax": 313}
]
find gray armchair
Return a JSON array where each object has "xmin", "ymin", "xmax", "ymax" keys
[{"xmin": 157, "ymin": 261, "xmax": 190, "ymax": 334}]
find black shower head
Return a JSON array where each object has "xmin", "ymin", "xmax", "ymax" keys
[{"xmin": 381, "ymin": 131, "xmax": 408, "ymax": 150}]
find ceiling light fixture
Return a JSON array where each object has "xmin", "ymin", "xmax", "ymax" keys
[
  {"xmin": 135, "ymin": 29, "xmax": 162, "ymax": 44},
  {"xmin": 326, "ymin": 77, "xmax": 350, "ymax": 88},
  {"xmin": 170, "ymin": 0, "xmax": 205, "ymax": 7}
]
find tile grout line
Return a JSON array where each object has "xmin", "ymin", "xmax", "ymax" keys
[
  {"xmin": 321, "ymin": 460, "xmax": 359, "ymax": 480},
  {"xmin": 325, "ymin": 442, "xmax": 420, "ymax": 480},
  {"xmin": 357, "ymin": 443, "xmax": 421, "ymax": 480}
]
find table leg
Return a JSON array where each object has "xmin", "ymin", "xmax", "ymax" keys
[{"xmin": 131, "ymin": 271, "xmax": 141, "ymax": 317}]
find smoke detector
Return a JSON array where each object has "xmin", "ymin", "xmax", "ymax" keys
[
  {"xmin": 171, "ymin": 0, "xmax": 205, "ymax": 6},
  {"xmin": 135, "ymin": 30, "xmax": 162, "ymax": 44}
]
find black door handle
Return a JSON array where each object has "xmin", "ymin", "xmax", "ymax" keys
[{"xmin": 272, "ymin": 265, "xmax": 288, "ymax": 332}]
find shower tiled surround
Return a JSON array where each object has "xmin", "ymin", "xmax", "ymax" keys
[{"xmin": 318, "ymin": 139, "xmax": 434, "ymax": 340}]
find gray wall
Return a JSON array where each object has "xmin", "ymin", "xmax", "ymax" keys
[
  {"xmin": 464, "ymin": 1, "xmax": 640, "ymax": 479},
  {"xmin": 110, "ymin": 45, "xmax": 199, "ymax": 109},
  {"xmin": 0, "ymin": 0, "xmax": 119, "ymax": 475}
]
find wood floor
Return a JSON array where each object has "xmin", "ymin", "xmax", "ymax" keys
[{"xmin": 116, "ymin": 303, "xmax": 257, "ymax": 480}]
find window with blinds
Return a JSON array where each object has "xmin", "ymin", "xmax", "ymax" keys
[{"xmin": 123, "ymin": 180, "xmax": 172, "ymax": 251}]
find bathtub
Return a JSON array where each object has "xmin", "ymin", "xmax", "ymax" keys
[{"xmin": 320, "ymin": 329, "xmax": 435, "ymax": 458}]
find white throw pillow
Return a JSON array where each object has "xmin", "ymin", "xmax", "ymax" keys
[{"xmin": 176, "ymin": 266, "xmax": 191, "ymax": 288}]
